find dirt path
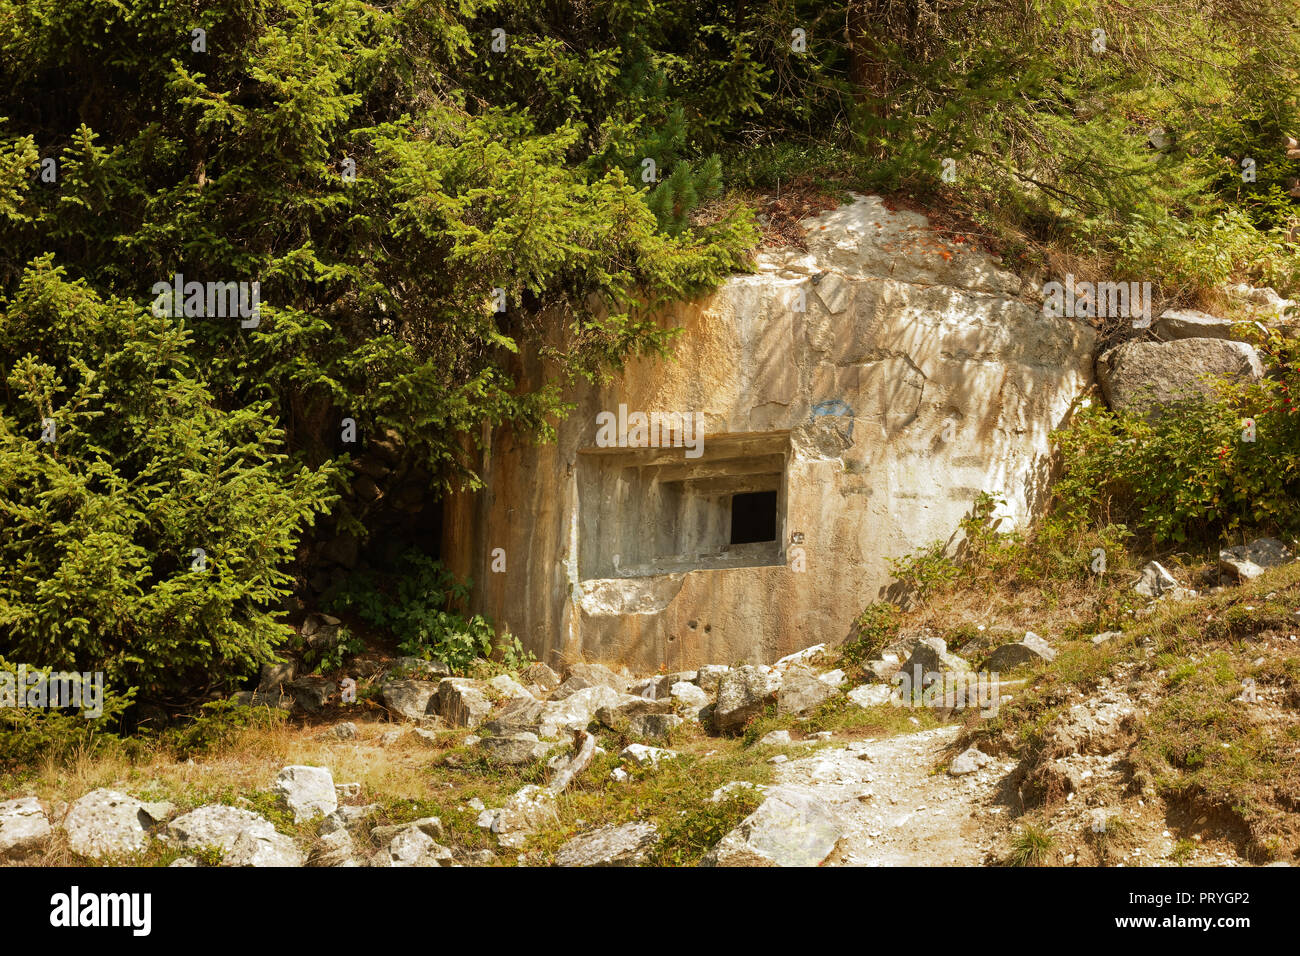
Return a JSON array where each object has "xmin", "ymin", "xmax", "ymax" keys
[{"xmin": 775, "ymin": 727, "xmax": 1018, "ymax": 866}]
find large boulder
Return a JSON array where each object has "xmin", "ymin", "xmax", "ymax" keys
[
  {"xmin": 1219, "ymin": 537, "xmax": 1293, "ymax": 581},
  {"xmin": 478, "ymin": 732, "xmax": 555, "ymax": 766},
  {"xmin": 63, "ymin": 789, "xmax": 153, "ymax": 859},
  {"xmin": 370, "ymin": 827, "xmax": 453, "ymax": 867},
  {"xmin": 1096, "ymin": 338, "xmax": 1264, "ymax": 417},
  {"xmin": 164, "ymin": 805, "xmax": 304, "ymax": 867},
  {"xmin": 983, "ymin": 632, "xmax": 1056, "ymax": 671},
  {"xmin": 520, "ymin": 662, "xmax": 561, "ymax": 694},
  {"xmin": 555, "ymin": 822, "xmax": 660, "ymax": 867},
  {"xmin": 287, "ymin": 677, "xmax": 337, "ymax": 715},
  {"xmin": 900, "ymin": 637, "xmax": 970, "ymax": 681},
  {"xmin": 273, "ymin": 765, "xmax": 338, "ymax": 823},
  {"xmin": 381, "ymin": 680, "xmax": 438, "ymax": 721},
  {"xmin": 563, "ymin": 662, "xmax": 630, "ymax": 693},
  {"xmin": 776, "ymin": 664, "xmax": 840, "ymax": 716},
  {"xmin": 537, "ymin": 685, "xmax": 627, "ymax": 739},
  {"xmin": 433, "ymin": 677, "xmax": 493, "ymax": 728},
  {"xmin": 713, "ymin": 665, "xmax": 783, "ymax": 733},
  {"xmin": 700, "ymin": 785, "xmax": 846, "ymax": 867},
  {"xmin": 0, "ymin": 797, "xmax": 51, "ymax": 861}
]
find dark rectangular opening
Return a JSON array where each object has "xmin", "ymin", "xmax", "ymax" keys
[{"xmin": 730, "ymin": 490, "xmax": 777, "ymax": 545}]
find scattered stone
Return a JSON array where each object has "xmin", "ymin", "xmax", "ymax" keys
[
  {"xmin": 984, "ymin": 632, "xmax": 1056, "ymax": 671},
  {"xmin": 165, "ymin": 805, "xmax": 304, "ymax": 867},
  {"xmin": 549, "ymin": 675, "xmax": 594, "ymax": 699},
  {"xmin": 487, "ymin": 673, "xmax": 533, "ymax": 701},
  {"xmin": 669, "ymin": 681, "xmax": 711, "ymax": 711},
  {"xmin": 373, "ymin": 827, "xmax": 453, "ymax": 867},
  {"xmin": 63, "ymin": 789, "xmax": 153, "ymax": 859},
  {"xmin": 330, "ymin": 721, "xmax": 359, "ymax": 740},
  {"xmin": 273, "ymin": 766, "xmax": 337, "ymax": 823},
  {"xmin": 536, "ymin": 685, "xmax": 627, "ymax": 739},
  {"xmin": 627, "ymin": 712, "xmax": 684, "ymax": 741},
  {"xmin": 620, "ymin": 744, "xmax": 681, "ymax": 768},
  {"xmin": 378, "ymin": 729, "xmax": 404, "ymax": 746},
  {"xmin": 949, "ymin": 747, "xmax": 990, "ymax": 776},
  {"xmin": 308, "ymin": 828, "xmax": 358, "ymax": 867},
  {"xmin": 777, "ymin": 664, "xmax": 839, "ymax": 716},
  {"xmin": 594, "ymin": 695, "xmax": 675, "ymax": 727},
  {"xmin": 700, "ymin": 786, "xmax": 846, "ymax": 867},
  {"xmin": 709, "ymin": 781, "xmax": 766, "ymax": 803},
  {"xmin": 554, "ymin": 822, "xmax": 660, "ymax": 867},
  {"xmin": 901, "ymin": 637, "xmax": 971, "ymax": 679},
  {"xmin": 768, "ymin": 754, "xmax": 789, "ymax": 765},
  {"xmin": 434, "ymin": 677, "xmax": 494, "ymax": 728},
  {"xmin": 1153, "ymin": 309, "xmax": 1246, "ymax": 342},
  {"xmin": 386, "ymin": 657, "xmax": 450, "ymax": 680},
  {"xmin": 1219, "ymin": 538, "xmax": 1293, "ymax": 581},
  {"xmin": 369, "ymin": 817, "xmax": 444, "ymax": 845},
  {"xmin": 759, "ymin": 730, "xmax": 792, "ymax": 746},
  {"xmin": 1091, "ymin": 631, "xmax": 1122, "ymax": 646},
  {"xmin": 476, "ymin": 786, "xmax": 557, "ymax": 847},
  {"xmin": 714, "ymin": 665, "xmax": 783, "ymax": 732},
  {"xmin": 695, "ymin": 665, "xmax": 730, "ymax": 695},
  {"xmin": 865, "ymin": 658, "xmax": 901, "ymax": 681},
  {"xmin": 320, "ymin": 804, "xmax": 379, "ymax": 835},
  {"xmin": 478, "ymin": 732, "xmax": 555, "ymax": 766},
  {"xmin": 520, "ymin": 662, "xmax": 561, "ymax": 694},
  {"xmin": 610, "ymin": 768, "xmax": 630, "ymax": 783},
  {"xmin": 774, "ymin": 644, "xmax": 829, "ymax": 670},
  {"xmin": 381, "ymin": 680, "xmax": 438, "ymax": 721},
  {"xmin": 257, "ymin": 661, "xmax": 296, "ymax": 694},
  {"xmin": 0, "ymin": 797, "xmax": 51, "ymax": 861},
  {"xmin": 563, "ymin": 662, "xmax": 630, "ymax": 693},
  {"xmin": 846, "ymin": 684, "xmax": 894, "ymax": 708},
  {"xmin": 287, "ymin": 677, "xmax": 337, "ymax": 714},
  {"xmin": 335, "ymin": 782, "xmax": 362, "ymax": 801},
  {"xmin": 1134, "ymin": 561, "xmax": 1185, "ymax": 599}
]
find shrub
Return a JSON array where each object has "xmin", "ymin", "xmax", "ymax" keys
[
  {"xmin": 0, "ymin": 658, "xmax": 134, "ymax": 773},
  {"xmin": 0, "ymin": 262, "xmax": 336, "ymax": 702},
  {"xmin": 1053, "ymin": 332, "xmax": 1300, "ymax": 544},
  {"xmin": 329, "ymin": 550, "xmax": 530, "ymax": 672}
]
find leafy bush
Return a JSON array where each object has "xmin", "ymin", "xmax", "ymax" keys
[
  {"xmin": 0, "ymin": 658, "xmax": 134, "ymax": 772},
  {"xmin": 1053, "ymin": 332, "xmax": 1300, "ymax": 543},
  {"xmin": 330, "ymin": 551, "xmax": 529, "ymax": 672},
  {"xmin": 840, "ymin": 601, "xmax": 900, "ymax": 667},
  {"xmin": 0, "ymin": 262, "xmax": 335, "ymax": 701}
]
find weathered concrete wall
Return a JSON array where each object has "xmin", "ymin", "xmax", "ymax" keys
[{"xmin": 446, "ymin": 194, "xmax": 1096, "ymax": 671}]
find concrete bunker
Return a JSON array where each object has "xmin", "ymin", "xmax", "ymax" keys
[{"xmin": 445, "ymin": 194, "xmax": 1098, "ymax": 670}]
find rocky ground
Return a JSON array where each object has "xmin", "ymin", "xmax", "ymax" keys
[{"xmin": 1, "ymin": 540, "xmax": 1297, "ymax": 868}]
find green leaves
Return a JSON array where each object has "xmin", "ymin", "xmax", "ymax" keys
[{"xmin": 0, "ymin": 262, "xmax": 337, "ymax": 700}]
